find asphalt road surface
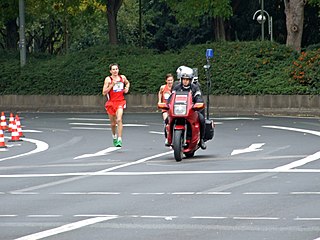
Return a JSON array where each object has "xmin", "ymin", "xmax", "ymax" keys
[{"xmin": 0, "ymin": 112, "xmax": 320, "ymax": 240}]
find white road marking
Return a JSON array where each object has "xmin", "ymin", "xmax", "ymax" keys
[
  {"xmin": 291, "ymin": 192, "xmax": 320, "ymax": 195},
  {"xmin": 243, "ymin": 192, "xmax": 278, "ymax": 195},
  {"xmin": 67, "ymin": 118, "xmax": 109, "ymax": 121},
  {"xmin": 214, "ymin": 117, "xmax": 259, "ymax": 120},
  {"xmin": 0, "ymin": 137, "xmax": 49, "ymax": 162},
  {"xmin": 27, "ymin": 215, "xmax": 61, "ymax": 218},
  {"xmin": 2, "ymin": 168, "xmax": 320, "ymax": 178},
  {"xmin": 231, "ymin": 143, "xmax": 265, "ymax": 156},
  {"xmin": 14, "ymin": 216, "xmax": 117, "ymax": 240},
  {"xmin": 263, "ymin": 125, "xmax": 320, "ymax": 137},
  {"xmin": 274, "ymin": 151, "xmax": 320, "ymax": 171},
  {"xmin": 295, "ymin": 218, "xmax": 320, "ymax": 221},
  {"xmin": 149, "ymin": 131, "xmax": 164, "ymax": 135},
  {"xmin": 233, "ymin": 217, "xmax": 279, "ymax": 220},
  {"xmin": 52, "ymin": 192, "xmax": 120, "ymax": 195},
  {"xmin": 69, "ymin": 122, "xmax": 148, "ymax": 127},
  {"xmin": 192, "ymin": 216, "xmax": 227, "ymax": 219},
  {"xmin": 74, "ymin": 147, "xmax": 120, "ymax": 159},
  {"xmin": 22, "ymin": 130, "xmax": 42, "ymax": 133},
  {"xmin": 195, "ymin": 192, "xmax": 231, "ymax": 195},
  {"xmin": 71, "ymin": 127, "xmax": 111, "ymax": 130}
]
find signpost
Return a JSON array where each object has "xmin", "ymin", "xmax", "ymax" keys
[{"xmin": 204, "ymin": 49, "xmax": 213, "ymax": 119}]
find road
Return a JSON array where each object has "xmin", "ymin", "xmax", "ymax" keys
[{"xmin": 0, "ymin": 112, "xmax": 320, "ymax": 240}]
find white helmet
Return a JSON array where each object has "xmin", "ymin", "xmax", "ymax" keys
[{"xmin": 176, "ymin": 66, "xmax": 194, "ymax": 81}]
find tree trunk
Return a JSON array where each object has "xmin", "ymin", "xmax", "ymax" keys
[
  {"xmin": 213, "ymin": 17, "xmax": 226, "ymax": 41},
  {"xmin": 284, "ymin": 0, "xmax": 305, "ymax": 52},
  {"xmin": 107, "ymin": 0, "xmax": 123, "ymax": 45},
  {"xmin": 5, "ymin": 19, "xmax": 19, "ymax": 50}
]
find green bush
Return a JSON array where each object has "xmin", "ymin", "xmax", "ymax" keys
[{"xmin": 0, "ymin": 41, "xmax": 319, "ymax": 95}]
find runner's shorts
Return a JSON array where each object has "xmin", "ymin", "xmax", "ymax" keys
[{"xmin": 105, "ymin": 100, "xmax": 126, "ymax": 115}]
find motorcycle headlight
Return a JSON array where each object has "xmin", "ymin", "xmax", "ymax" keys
[{"xmin": 174, "ymin": 104, "xmax": 187, "ymax": 115}]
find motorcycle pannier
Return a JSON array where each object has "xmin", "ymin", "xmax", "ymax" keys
[{"xmin": 204, "ymin": 119, "xmax": 214, "ymax": 141}]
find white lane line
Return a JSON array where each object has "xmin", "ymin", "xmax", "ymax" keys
[
  {"xmin": 132, "ymin": 192, "xmax": 165, "ymax": 195},
  {"xmin": 195, "ymin": 192, "xmax": 231, "ymax": 195},
  {"xmin": 243, "ymin": 192, "xmax": 278, "ymax": 195},
  {"xmin": 274, "ymin": 151, "xmax": 320, "ymax": 171},
  {"xmin": 10, "ymin": 192, "xmax": 38, "ymax": 195},
  {"xmin": 0, "ymin": 138, "xmax": 49, "ymax": 162},
  {"xmin": 14, "ymin": 216, "xmax": 117, "ymax": 240},
  {"xmin": 263, "ymin": 125, "xmax": 320, "ymax": 137},
  {"xmin": 52, "ymin": 192, "xmax": 120, "ymax": 195},
  {"xmin": 295, "ymin": 218, "xmax": 320, "ymax": 221},
  {"xmin": 214, "ymin": 117, "xmax": 260, "ymax": 120},
  {"xmin": 22, "ymin": 130, "xmax": 42, "ymax": 133},
  {"xmin": 67, "ymin": 118, "xmax": 109, "ymax": 121},
  {"xmin": 149, "ymin": 131, "xmax": 163, "ymax": 135},
  {"xmin": 70, "ymin": 123, "xmax": 148, "ymax": 127},
  {"xmin": 0, "ymin": 215, "xmax": 17, "ymax": 217},
  {"xmin": 231, "ymin": 143, "xmax": 265, "ymax": 156},
  {"xmin": 263, "ymin": 125, "xmax": 320, "ymax": 170},
  {"xmin": 74, "ymin": 147, "xmax": 120, "ymax": 159},
  {"xmin": 192, "ymin": 216, "xmax": 227, "ymax": 219},
  {"xmin": 140, "ymin": 215, "xmax": 177, "ymax": 220},
  {"xmin": 2, "ymin": 168, "xmax": 320, "ymax": 178},
  {"xmin": 71, "ymin": 127, "xmax": 111, "ymax": 130},
  {"xmin": 74, "ymin": 214, "xmax": 118, "ymax": 217},
  {"xmin": 233, "ymin": 217, "xmax": 279, "ymax": 220},
  {"xmin": 291, "ymin": 192, "xmax": 320, "ymax": 195},
  {"xmin": 28, "ymin": 215, "xmax": 61, "ymax": 218},
  {"xmin": 172, "ymin": 192, "xmax": 195, "ymax": 195}
]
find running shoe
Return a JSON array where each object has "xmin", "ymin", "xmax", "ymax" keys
[{"xmin": 115, "ymin": 139, "xmax": 122, "ymax": 147}]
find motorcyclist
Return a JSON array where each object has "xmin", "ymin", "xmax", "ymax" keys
[{"xmin": 171, "ymin": 67, "xmax": 207, "ymax": 150}]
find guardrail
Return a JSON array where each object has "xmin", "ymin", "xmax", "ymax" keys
[{"xmin": 0, "ymin": 95, "xmax": 319, "ymax": 116}]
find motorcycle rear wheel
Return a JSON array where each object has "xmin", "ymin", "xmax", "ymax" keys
[{"xmin": 173, "ymin": 130, "xmax": 183, "ymax": 162}]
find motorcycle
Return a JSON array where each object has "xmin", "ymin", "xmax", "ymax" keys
[{"xmin": 158, "ymin": 91, "xmax": 214, "ymax": 162}]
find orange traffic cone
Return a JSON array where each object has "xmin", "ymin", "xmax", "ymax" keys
[
  {"xmin": 15, "ymin": 115, "xmax": 25, "ymax": 138},
  {"xmin": 8, "ymin": 120, "xmax": 22, "ymax": 142},
  {"xmin": 7, "ymin": 113, "xmax": 14, "ymax": 132},
  {"xmin": 0, "ymin": 129, "xmax": 7, "ymax": 148},
  {"xmin": 0, "ymin": 112, "xmax": 7, "ymax": 131}
]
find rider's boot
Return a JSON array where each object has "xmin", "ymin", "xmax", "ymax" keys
[{"xmin": 199, "ymin": 139, "xmax": 207, "ymax": 150}]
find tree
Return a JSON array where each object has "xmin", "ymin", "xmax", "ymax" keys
[
  {"xmin": 284, "ymin": 0, "xmax": 305, "ymax": 52},
  {"xmin": 284, "ymin": 0, "xmax": 320, "ymax": 52},
  {"xmin": 0, "ymin": 0, "xmax": 19, "ymax": 50},
  {"xmin": 106, "ymin": 0, "xmax": 123, "ymax": 45},
  {"xmin": 164, "ymin": 0, "xmax": 233, "ymax": 41}
]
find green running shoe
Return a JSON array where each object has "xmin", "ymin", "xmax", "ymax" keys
[
  {"xmin": 115, "ymin": 139, "xmax": 122, "ymax": 147},
  {"xmin": 113, "ymin": 138, "xmax": 118, "ymax": 147}
]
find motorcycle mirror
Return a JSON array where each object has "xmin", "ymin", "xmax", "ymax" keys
[{"xmin": 193, "ymin": 102, "xmax": 205, "ymax": 110}]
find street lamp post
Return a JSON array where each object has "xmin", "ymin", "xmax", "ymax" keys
[{"xmin": 253, "ymin": 10, "xmax": 273, "ymax": 42}]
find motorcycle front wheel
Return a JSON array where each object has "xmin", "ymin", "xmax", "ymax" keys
[{"xmin": 173, "ymin": 130, "xmax": 184, "ymax": 162}]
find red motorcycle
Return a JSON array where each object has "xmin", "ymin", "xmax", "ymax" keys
[{"xmin": 158, "ymin": 91, "xmax": 214, "ymax": 161}]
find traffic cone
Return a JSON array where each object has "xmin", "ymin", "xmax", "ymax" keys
[
  {"xmin": 15, "ymin": 114, "xmax": 25, "ymax": 138},
  {"xmin": 0, "ymin": 112, "xmax": 7, "ymax": 131},
  {"xmin": 8, "ymin": 120, "xmax": 22, "ymax": 142},
  {"xmin": 0, "ymin": 129, "xmax": 7, "ymax": 148},
  {"xmin": 7, "ymin": 113, "xmax": 14, "ymax": 132}
]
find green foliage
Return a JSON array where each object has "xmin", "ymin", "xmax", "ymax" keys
[
  {"xmin": 0, "ymin": 41, "xmax": 319, "ymax": 95},
  {"xmin": 290, "ymin": 49, "xmax": 320, "ymax": 92}
]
